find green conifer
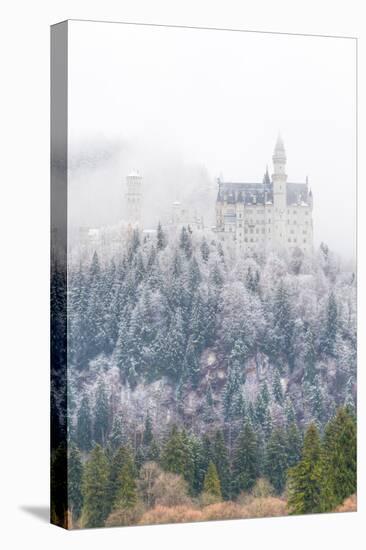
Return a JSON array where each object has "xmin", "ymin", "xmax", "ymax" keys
[
  {"xmin": 82, "ymin": 445, "xmax": 110, "ymax": 528},
  {"xmin": 203, "ymin": 461, "xmax": 222, "ymax": 499}
]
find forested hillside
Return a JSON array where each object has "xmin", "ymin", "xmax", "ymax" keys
[{"xmin": 51, "ymin": 224, "xmax": 357, "ymax": 527}]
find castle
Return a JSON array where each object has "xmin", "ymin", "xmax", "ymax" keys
[{"xmin": 215, "ymin": 136, "xmax": 313, "ymax": 254}]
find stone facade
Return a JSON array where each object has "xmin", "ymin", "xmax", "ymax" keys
[{"xmin": 215, "ymin": 137, "xmax": 313, "ymax": 254}]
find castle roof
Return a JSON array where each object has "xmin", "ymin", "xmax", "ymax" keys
[{"xmin": 217, "ymin": 178, "xmax": 310, "ymax": 206}]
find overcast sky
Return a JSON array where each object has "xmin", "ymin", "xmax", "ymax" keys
[{"xmin": 68, "ymin": 20, "xmax": 356, "ymax": 259}]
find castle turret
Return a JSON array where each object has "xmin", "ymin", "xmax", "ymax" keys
[
  {"xmin": 272, "ymin": 135, "xmax": 287, "ymax": 247},
  {"xmin": 126, "ymin": 170, "xmax": 142, "ymax": 226}
]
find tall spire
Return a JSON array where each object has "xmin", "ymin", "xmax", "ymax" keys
[{"xmin": 273, "ymin": 133, "xmax": 286, "ymax": 164}]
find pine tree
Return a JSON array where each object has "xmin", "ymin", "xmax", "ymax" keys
[
  {"xmin": 211, "ymin": 430, "xmax": 231, "ymax": 499},
  {"xmin": 273, "ymin": 282, "xmax": 295, "ymax": 369},
  {"xmin": 143, "ymin": 414, "xmax": 154, "ymax": 447},
  {"xmin": 322, "ymin": 407, "xmax": 356, "ymax": 505},
  {"xmin": 286, "ymin": 422, "xmax": 302, "ymax": 468},
  {"xmin": 284, "ymin": 396, "xmax": 296, "ymax": 425},
  {"xmin": 82, "ymin": 445, "xmax": 110, "ymax": 528},
  {"xmin": 161, "ymin": 425, "xmax": 187, "ymax": 478},
  {"xmin": 161, "ymin": 426, "xmax": 194, "ymax": 489},
  {"xmin": 107, "ymin": 446, "xmax": 131, "ymax": 512},
  {"xmin": 272, "ymin": 368, "xmax": 283, "ymax": 404},
  {"xmin": 113, "ymin": 449, "xmax": 138, "ymax": 511},
  {"xmin": 108, "ymin": 415, "xmax": 125, "ymax": 451},
  {"xmin": 203, "ymin": 461, "xmax": 222, "ymax": 499},
  {"xmin": 68, "ymin": 444, "xmax": 83, "ymax": 521},
  {"xmin": 179, "ymin": 226, "xmax": 193, "ymax": 259},
  {"xmin": 76, "ymin": 395, "xmax": 93, "ymax": 452},
  {"xmin": 94, "ymin": 381, "xmax": 110, "ymax": 446},
  {"xmin": 223, "ymin": 360, "xmax": 243, "ymax": 421},
  {"xmin": 303, "ymin": 325, "xmax": 317, "ymax": 382},
  {"xmin": 232, "ymin": 421, "xmax": 259, "ymax": 495},
  {"xmin": 200, "ymin": 238, "xmax": 210, "ymax": 262},
  {"xmin": 322, "ymin": 291, "xmax": 338, "ymax": 356},
  {"xmin": 264, "ymin": 427, "xmax": 287, "ymax": 494},
  {"xmin": 156, "ymin": 222, "xmax": 167, "ymax": 251},
  {"xmin": 287, "ymin": 424, "xmax": 324, "ymax": 515}
]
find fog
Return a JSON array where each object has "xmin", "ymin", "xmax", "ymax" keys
[{"xmin": 68, "ymin": 20, "xmax": 356, "ymax": 259}]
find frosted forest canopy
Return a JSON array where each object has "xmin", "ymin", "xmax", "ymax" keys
[
  {"xmin": 63, "ymin": 225, "xmax": 356, "ymax": 437},
  {"xmin": 50, "ymin": 224, "xmax": 357, "ymax": 527}
]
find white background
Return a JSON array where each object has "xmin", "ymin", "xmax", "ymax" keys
[{"xmin": 0, "ymin": 1, "xmax": 364, "ymax": 549}]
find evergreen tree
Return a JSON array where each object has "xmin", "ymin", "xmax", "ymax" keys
[
  {"xmin": 264, "ymin": 428, "xmax": 287, "ymax": 494},
  {"xmin": 303, "ymin": 325, "xmax": 317, "ymax": 382},
  {"xmin": 284, "ymin": 396, "xmax": 296, "ymax": 425},
  {"xmin": 211, "ymin": 430, "xmax": 231, "ymax": 500},
  {"xmin": 322, "ymin": 291, "xmax": 338, "ymax": 356},
  {"xmin": 200, "ymin": 238, "xmax": 210, "ymax": 262},
  {"xmin": 107, "ymin": 446, "xmax": 130, "ymax": 511},
  {"xmin": 286, "ymin": 422, "xmax": 302, "ymax": 468},
  {"xmin": 232, "ymin": 421, "xmax": 259, "ymax": 495},
  {"xmin": 82, "ymin": 445, "xmax": 110, "ymax": 528},
  {"xmin": 272, "ymin": 368, "xmax": 283, "ymax": 404},
  {"xmin": 113, "ymin": 448, "xmax": 138, "ymax": 511},
  {"xmin": 142, "ymin": 414, "xmax": 154, "ymax": 447},
  {"xmin": 161, "ymin": 426, "xmax": 194, "ymax": 489},
  {"xmin": 223, "ymin": 360, "xmax": 243, "ymax": 421},
  {"xmin": 273, "ymin": 283, "xmax": 295, "ymax": 369},
  {"xmin": 94, "ymin": 381, "xmax": 110, "ymax": 446},
  {"xmin": 161, "ymin": 425, "xmax": 187, "ymax": 478},
  {"xmin": 203, "ymin": 461, "xmax": 222, "ymax": 499},
  {"xmin": 156, "ymin": 222, "xmax": 167, "ymax": 251},
  {"xmin": 179, "ymin": 226, "xmax": 193, "ymax": 259},
  {"xmin": 68, "ymin": 444, "xmax": 83, "ymax": 521},
  {"xmin": 76, "ymin": 395, "xmax": 93, "ymax": 452},
  {"xmin": 108, "ymin": 415, "xmax": 125, "ymax": 451},
  {"xmin": 287, "ymin": 424, "xmax": 324, "ymax": 515},
  {"xmin": 322, "ymin": 407, "xmax": 357, "ymax": 505}
]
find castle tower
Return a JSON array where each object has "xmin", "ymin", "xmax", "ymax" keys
[
  {"xmin": 272, "ymin": 135, "xmax": 287, "ymax": 247},
  {"xmin": 126, "ymin": 170, "xmax": 142, "ymax": 226}
]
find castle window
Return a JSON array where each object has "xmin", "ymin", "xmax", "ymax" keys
[
  {"xmin": 256, "ymin": 228, "xmax": 259, "ymax": 234},
  {"xmin": 303, "ymin": 239, "xmax": 307, "ymax": 243},
  {"xmin": 305, "ymin": 211, "xmax": 309, "ymax": 215},
  {"xmin": 250, "ymin": 238, "xmax": 254, "ymax": 242},
  {"xmin": 262, "ymin": 228, "xmax": 265, "ymax": 234},
  {"xmin": 250, "ymin": 228, "xmax": 253, "ymax": 234},
  {"xmin": 294, "ymin": 238, "xmax": 297, "ymax": 243},
  {"xmin": 244, "ymin": 228, "xmax": 248, "ymax": 234},
  {"xmin": 238, "ymin": 223, "xmax": 242, "ymax": 228},
  {"xmin": 288, "ymin": 238, "xmax": 291, "ymax": 243},
  {"xmin": 293, "ymin": 210, "xmax": 297, "ymax": 215},
  {"xmin": 244, "ymin": 238, "xmax": 248, "ymax": 242}
]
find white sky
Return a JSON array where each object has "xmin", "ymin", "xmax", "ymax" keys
[{"xmin": 68, "ymin": 20, "xmax": 356, "ymax": 259}]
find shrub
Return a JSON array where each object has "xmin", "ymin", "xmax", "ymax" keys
[
  {"xmin": 152, "ymin": 472, "xmax": 191, "ymax": 507},
  {"xmin": 200, "ymin": 491, "xmax": 222, "ymax": 507},
  {"xmin": 201, "ymin": 502, "xmax": 243, "ymax": 521},
  {"xmin": 244, "ymin": 496, "xmax": 287, "ymax": 518},
  {"xmin": 105, "ymin": 502, "xmax": 144, "ymax": 527},
  {"xmin": 335, "ymin": 494, "xmax": 357, "ymax": 513},
  {"xmin": 139, "ymin": 505, "xmax": 202, "ymax": 525},
  {"xmin": 251, "ymin": 478, "xmax": 275, "ymax": 498},
  {"xmin": 137, "ymin": 462, "xmax": 162, "ymax": 507}
]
